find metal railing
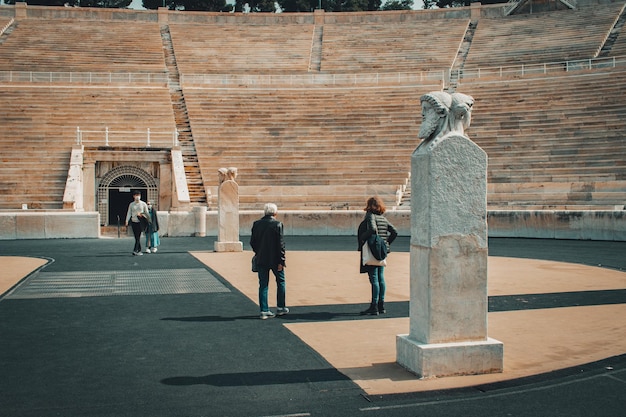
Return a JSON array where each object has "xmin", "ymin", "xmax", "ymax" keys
[
  {"xmin": 3, "ymin": 56, "xmax": 624, "ymax": 89},
  {"xmin": 181, "ymin": 70, "xmax": 447, "ymax": 87},
  {"xmin": 76, "ymin": 127, "xmax": 179, "ymax": 148},
  {"xmin": 503, "ymin": 0, "xmax": 522, "ymax": 16},
  {"xmin": 0, "ymin": 71, "xmax": 168, "ymax": 85},
  {"xmin": 456, "ymin": 55, "xmax": 626, "ymax": 81}
]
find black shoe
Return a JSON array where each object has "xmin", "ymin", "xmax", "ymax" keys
[
  {"xmin": 378, "ymin": 303, "xmax": 386, "ymax": 314},
  {"xmin": 360, "ymin": 304, "xmax": 379, "ymax": 315}
]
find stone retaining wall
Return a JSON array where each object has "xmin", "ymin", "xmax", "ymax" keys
[
  {"xmin": 488, "ymin": 210, "xmax": 626, "ymax": 241},
  {"xmin": 1, "ymin": 210, "xmax": 625, "ymax": 241},
  {"xmin": 0, "ymin": 212, "xmax": 101, "ymax": 239}
]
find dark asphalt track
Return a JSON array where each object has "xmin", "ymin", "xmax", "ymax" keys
[{"xmin": 0, "ymin": 237, "xmax": 625, "ymax": 417}]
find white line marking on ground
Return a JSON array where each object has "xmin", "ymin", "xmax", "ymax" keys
[{"xmin": 360, "ymin": 371, "xmax": 618, "ymax": 412}]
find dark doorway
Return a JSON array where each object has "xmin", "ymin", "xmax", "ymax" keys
[{"xmin": 108, "ymin": 188, "xmax": 147, "ymax": 226}]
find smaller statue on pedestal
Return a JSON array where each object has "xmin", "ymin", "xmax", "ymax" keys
[{"xmin": 214, "ymin": 166, "xmax": 243, "ymax": 252}]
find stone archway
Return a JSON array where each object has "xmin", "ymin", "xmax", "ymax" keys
[{"xmin": 98, "ymin": 166, "xmax": 158, "ymax": 226}]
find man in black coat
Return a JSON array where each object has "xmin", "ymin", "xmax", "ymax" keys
[{"xmin": 250, "ymin": 203, "xmax": 287, "ymax": 319}]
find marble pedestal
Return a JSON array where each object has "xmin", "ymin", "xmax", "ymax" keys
[
  {"xmin": 214, "ymin": 241, "xmax": 243, "ymax": 252},
  {"xmin": 397, "ymin": 336, "xmax": 504, "ymax": 378},
  {"xmin": 214, "ymin": 179, "xmax": 243, "ymax": 252},
  {"xmin": 396, "ymin": 133, "xmax": 503, "ymax": 378}
]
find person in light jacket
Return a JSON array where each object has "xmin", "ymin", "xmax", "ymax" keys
[
  {"xmin": 125, "ymin": 190, "xmax": 150, "ymax": 256},
  {"xmin": 358, "ymin": 196, "xmax": 397, "ymax": 315}
]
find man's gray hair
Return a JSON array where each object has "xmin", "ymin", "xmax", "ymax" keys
[{"xmin": 264, "ymin": 203, "xmax": 278, "ymax": 216}]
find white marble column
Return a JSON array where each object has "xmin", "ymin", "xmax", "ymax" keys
[{"xmin": 396, "ymin": 134, "xmax": 503, "ymax": 378}]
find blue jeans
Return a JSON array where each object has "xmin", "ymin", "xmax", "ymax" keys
[
  {"xmin": 257, "ymin": 266, "xmax": 286, "ymax": 312},
  {"xmin": 368, "ymin": 266, "xmax": 385, "ymax": 304}
]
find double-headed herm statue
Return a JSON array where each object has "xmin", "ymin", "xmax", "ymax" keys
[
  {"xmin": 214, "ymin": 167, "xmax": 243, "ymax": 252},
  {"xmin": 418, "ymin": 91, "xmax": 474, "ymax": 143},
  {"xmin": 396, "ymin": 91, "xmax": 503, "ymax": 378}
]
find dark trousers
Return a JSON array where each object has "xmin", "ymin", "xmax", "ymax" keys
[{"xmin": 130, "ymin": 221, "xmax": 142, "ymax": 253}]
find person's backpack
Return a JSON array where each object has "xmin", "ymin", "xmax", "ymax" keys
[{"xmin": 367, "ymin": 233, "xmax": 387, "ymax": 261}]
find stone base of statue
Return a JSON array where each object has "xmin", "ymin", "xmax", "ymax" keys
[
  {"xmin": 214, "ymin": 241, "xmax": 243, "ymax": 252},
  {"xmin": 396, "ymin": 133, "xmax": 503, "ymax": 378},
  {"xmin": 396, "ymin": 336, "xmax": 503, "ymax": 378}
]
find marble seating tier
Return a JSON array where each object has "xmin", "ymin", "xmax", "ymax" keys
[
  {"xmin": 0, "ymin": 86, "xmax": 175, "ymax": 210},
  {"xmin": 0, "ymin": 18, "xmax": 165, "ymax": 73},
  {"xmin": 464, "ymin": 3, "xmax": 624, "ymax": 70}
]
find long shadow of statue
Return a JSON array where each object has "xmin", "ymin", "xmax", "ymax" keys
[{"xmin": 161, "ymin": 368, "xmax": 350, "ymax": 387}]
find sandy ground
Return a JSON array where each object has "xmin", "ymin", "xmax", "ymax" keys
[
  {"xmin": 3, "ymin": 251, "xmax": 625, "ymax": 395},
  {"xmin": 0, "ymin": 256, "xmax": 48, "ymax": 295},
  {"xmin": 191, "ymin": 251, "xmax": 626, "ymax": 394}
]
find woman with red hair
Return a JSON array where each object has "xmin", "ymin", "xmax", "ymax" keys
[{"xmin": 358, "ymin": 196, "xmax": 398, "ymax": 315}]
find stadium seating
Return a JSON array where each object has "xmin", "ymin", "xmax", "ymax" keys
[
  {"xmin": 168, "ymin": 23, "xmax": 314, "ymax": 74},
  {"xmin": 182, "ymin": 84, "xmax": 438, "ymax": 209},
  {"xmin": 461, "ymin": 68, "xmax": 626, "ymax": 208},
  {"xmin": 320, "ymin": 19, "xmax": 469, "ymax": 73},
  {"xmin": 607, "ymin": 6, "xmax": 626, "ymax": 57},
  {"xmin": 0, "ymin": 4, "xmax": 625, "ymax": 212},
  {"xmin": 0, "ymin": 19, "xmax": 165, "ymax": 73},
  {"xmin": 464, "ymin": 3, "xmax": 624, "ymax": 69},
  {"xmin": 0, "ymin": 86, "xmax": 175, "ymax": 209}
]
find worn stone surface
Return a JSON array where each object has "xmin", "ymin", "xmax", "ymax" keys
[
  {"xmin": 62, "ymin": 146, "xmax": 84, "ymax": 210},
  {"xmin": 396, "ymin": 335, "xmax": 503, "ymax": 378},
  {"xmin": 410, "ymin": 236, "xmax": 488, "ymax": 344},
  {"xmin": 217, "ymin": 180, "xmax": 239, "ymax": 242},
  {"xmin": 214, "ymin": 241, "xmax": 243, "ymax": 252},
  {"xmin": 409, "ymin": 134, "xmax": 489, "ymax": 344},
  {"xmin": 215, "ymin": 167, "xmax": 243, "ymax": 252},
  {"xmin": 398, "ymin": 92, "xmax": 502, "ymax": 377},
  {"xmin": 171, "ymin": 149, "xmax": 190, "ymax": 207},
  {"xmin": 193, "ymin": 205, "xmax": 207, "ymax": 237},
  {"xmin": 411, "ymin": 134, "xmax": 487, "ymax": 249}
]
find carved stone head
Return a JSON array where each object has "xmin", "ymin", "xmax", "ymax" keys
[
  {"xmin": 450, "ymin": 92, "xmax": 474, "ymax": 135},
  {"xmin": 418, "ymin": 91, "xmax": 452, "ymax": 142},
  {"xmin": 218, "ymin": 167, "xmax": 228, "ymax": 184},
  {"xmin": 226, "ymin": 167, "xmax": 238, "ymax": 181},
  {"xmin": 418, "ymin": 91, "xmax": 474, "ymax": 142}
]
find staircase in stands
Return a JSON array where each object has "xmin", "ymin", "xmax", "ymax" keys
[{"xmin": 160, "ymin": 25, "xmax": 206, "ymax": 205}]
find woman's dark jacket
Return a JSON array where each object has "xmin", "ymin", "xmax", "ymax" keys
[
  {"xmin": 250, "ymin": 215, "xmax": 286, "ymax": 268},
  {"xmin": 147, "ymin": 208, "xmax": 159, "ymax": 234},
  {"xmin": 357, "ymin": 211, "xmax": 398, "ymax": 273}
]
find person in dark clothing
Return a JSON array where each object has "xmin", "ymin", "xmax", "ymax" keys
[
  {"xmin": 144, "ymin": 201, "xmax": 160, "ymax": 253},
  {"xmin": 358, "ymin": 196, "xmax": 398, "ymax": 315},
  {"xmin": 250, "ymin": 203, "xmax": 287, "ymax": 319}
]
